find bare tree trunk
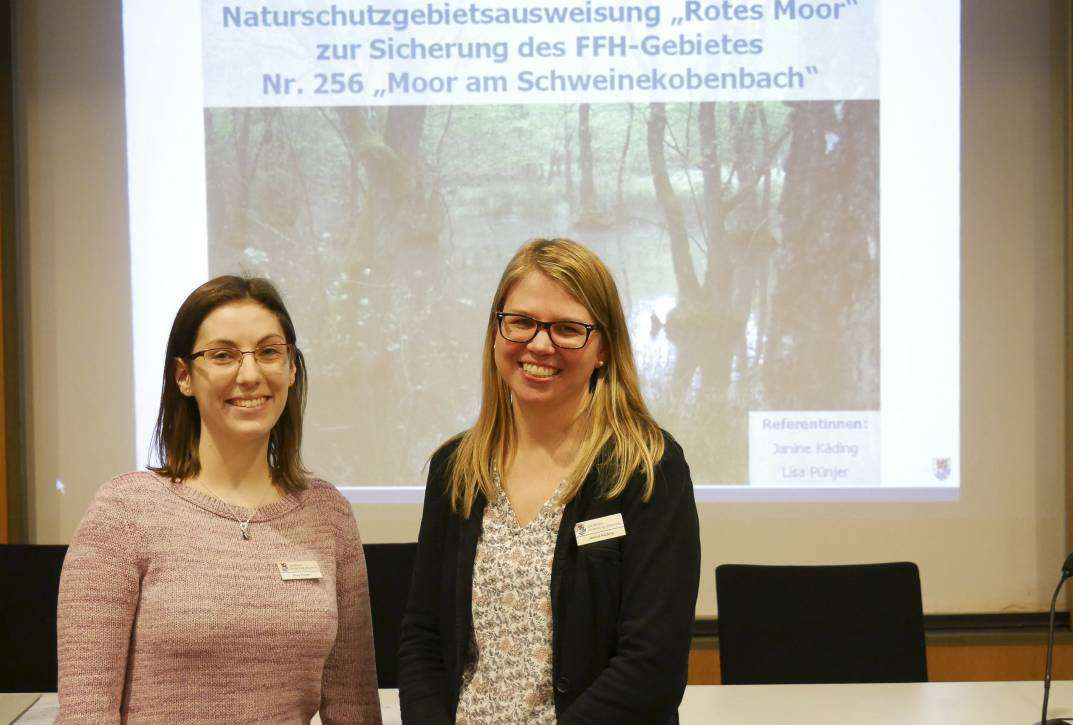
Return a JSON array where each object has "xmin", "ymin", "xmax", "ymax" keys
[
  {"xmin": 232, "ymin": 109, "xmax": 252, "ymax": 248},
  {"xmin": 563, "ymin": 107, "xmax": 575, "ymax": 212},
  {"xmin": 615, "ymin": 104, "xmax": 634, "ymax": 221},
  {"xmin": 698, "ymin": 102, "xmax": 730, "ymax": 300},
  {"xmin": 385, "ymin": 106, "xmax": 427, "ymax": 160},
  {"xmin": 764, "ymin": 101, "xmax": 879, "ymax": 409},
  {"xmin": 578, "ymin": 104, "xmax": 597, "ymax": 224},
  {"xmin": 277, "ymin": 113, "xmax": 316, "ymax": 243},
  {"xmin": 333, "ymin": 108, "xmax": 380, "ymax": 269},
  {"xmin": 759, "ymin": 105, "xmax": 772, "ymax": 217},
  {"xmin": 383, "ymin": 106, "xmax": 439, "ymax": 250},
  {"xmin": 646, "ymin": 102, "xmax": 700, "ymax": 303}
]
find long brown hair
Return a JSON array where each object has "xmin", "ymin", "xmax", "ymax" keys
[
  {"xmin": 448, "ymin": 238, "xmax": 664, "ymax": 516},
  {"xmin": 149, "ymin": 275, "xmax": 310, "ymax": 492}
]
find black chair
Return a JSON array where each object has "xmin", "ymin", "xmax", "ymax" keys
[
  {"xmin": 363, "ymin": 542, "xmax": 417, "ymax": 689},
  {"xmin": 0, "ymin": 544, "xmax": 68, "ymax": 692},
  {"xmin": 715, "ymin": 562, "xmax": 927, "ymax": 685}
]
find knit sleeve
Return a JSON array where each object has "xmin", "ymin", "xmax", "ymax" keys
[
  {"xmin": 56, "ymin": 479, "xmax": 146, "ymax": 723},
  {"xmin": 319, "ymin": 491, "xmax": 382, "ymax": 724}
]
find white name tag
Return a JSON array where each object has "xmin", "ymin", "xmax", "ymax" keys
[
  {"xmin": 574, "ymin": 513, "xmax": 626, "ymax": 546},
  {"xmin": 277, "ymin": 560, "xmax": 322, "ymax": 581}
]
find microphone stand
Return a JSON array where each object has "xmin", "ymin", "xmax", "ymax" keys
[{"xmin": 1039, "ymin": 560, "xmax": 1073, "ymax": 725}]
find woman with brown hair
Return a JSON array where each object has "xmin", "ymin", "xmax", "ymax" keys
[
  {"xmin": 57, "ymin": 276, "xmax": 381, "ymax": 723},
  {"xmin": 399, "ymin": 239, "xmax": 701, "ymax": 724}
]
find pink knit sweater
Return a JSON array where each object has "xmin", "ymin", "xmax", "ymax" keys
[{"xmin": 56, "ymin": 471, "xmax": 382, "ymax": 724}]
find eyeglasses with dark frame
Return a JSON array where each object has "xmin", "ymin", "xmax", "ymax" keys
[
  {"xmin": 186, "ymin": 342, "xmax": 295, "ymax": 371},
  {"xmin": 495, "ymin": 312, "xmax": 599, "ymax": 350}
]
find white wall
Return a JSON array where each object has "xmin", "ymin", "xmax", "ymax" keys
[{"xmin": 16, "ymin": 0, "xmax": 134, "ymax": 545}]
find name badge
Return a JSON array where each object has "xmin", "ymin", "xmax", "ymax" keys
[
  {"xmin": 277, "ymin": 560, "xmax": 322, "ymax": 581},
  {"xmin": 574, "ymin": 513, "xmax": 626, "ymax": 546}
]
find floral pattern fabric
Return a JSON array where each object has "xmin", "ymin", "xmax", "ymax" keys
[{"xmin": 455, "ymin": 471, "xmax": 564, "ymax": 725}]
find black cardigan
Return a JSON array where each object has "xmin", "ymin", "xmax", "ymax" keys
[{"xmin": 397, "ymin": 432, "xmax": 701, "ymax": 724}]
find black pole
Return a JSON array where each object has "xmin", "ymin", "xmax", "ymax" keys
[{"xmin": 1039, "ymin": 571, "xmax": 1072, "ymax": 725}]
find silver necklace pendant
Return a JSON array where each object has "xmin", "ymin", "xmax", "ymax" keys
[{"xmin": 239, "ymin": 522, "xmax": 250, "ymax": 540}]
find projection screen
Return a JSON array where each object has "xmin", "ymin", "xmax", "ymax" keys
[{"xmin": 123, "ymin": 0, "xmax": 960, "ymax": 504}]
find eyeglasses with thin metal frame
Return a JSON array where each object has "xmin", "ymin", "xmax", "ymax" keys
[
  {"xmin": 495, "ymin": 312, "xmax": 599, "ymax": 350},
  {"xmin": 186, "ymin": 342, "xmax": 295, "ymax": 370}
]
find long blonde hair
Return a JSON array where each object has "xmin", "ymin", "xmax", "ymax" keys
[{"xmin": 447, "ymin": 238, "xmax": 665, "ymax": 516}]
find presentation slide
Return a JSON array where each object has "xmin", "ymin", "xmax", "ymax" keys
[{"xmin": 122, "ymin": 1, "xmax": 959, "ymax": 503}]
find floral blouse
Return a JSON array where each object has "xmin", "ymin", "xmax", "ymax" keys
[{"xmin": 455, "ymin": 472, "xmax": 565, "ymax": 724}]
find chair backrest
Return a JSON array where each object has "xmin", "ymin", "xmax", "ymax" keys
[
  {"xmin": 363, "ymin": 542, "xmax": 417, "ymax": 689},
  {"xmin": 716, "ymin": 562, "xmax": 927, "ymax": 685},
  {"xmin": 0, "ymin": 544, "xmax": 68, "ymax": 692}
]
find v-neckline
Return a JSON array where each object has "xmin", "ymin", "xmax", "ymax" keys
[{"xmin": 492, "ymin": 466, "xmax": 565, "ymax": 529}]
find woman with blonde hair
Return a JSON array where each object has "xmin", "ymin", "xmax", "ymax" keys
[{"xmin": 399, "ymin": 238, "xmax": 701, "ymax": 724}]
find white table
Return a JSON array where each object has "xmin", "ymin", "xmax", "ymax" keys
[
  {"xmin": 675, "ymin": 681, "xmax": 1073, "ymax": 724},
  {"xmin": 2, "ymin": 691, "xmax": 402, "ymax": 725},
  {"xmin": 9, "ymin": 682, "xmax": 1073, "ymax": 724}
]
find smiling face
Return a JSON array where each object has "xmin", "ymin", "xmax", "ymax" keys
[
  {"xmin": 493, "ymin": 271, "xmax": 605, "ymax": 416},
  {"xmin": 175, "ymin": 299, "xmax": 296, "ymax": 449}
]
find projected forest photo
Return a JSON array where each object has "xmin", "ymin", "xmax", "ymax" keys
[{"xmin": 203, "ymin": 101, "xmax": 880, "ymax": 485}]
